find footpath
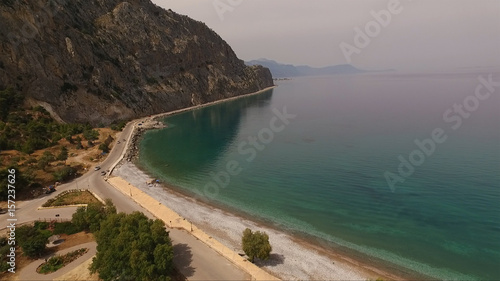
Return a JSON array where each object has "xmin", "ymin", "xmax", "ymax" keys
[{"xmin": 108, "ymin": 176, "xmax": 279, "ymax": 281}]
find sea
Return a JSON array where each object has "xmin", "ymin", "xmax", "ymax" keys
[{"xmin": 137, "ymin": 71, "xmax": 500, "ymax": 280}]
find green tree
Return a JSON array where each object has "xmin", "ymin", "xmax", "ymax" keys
[
  {"xmin": 21, "ymin": 234, "xmax": 49, "ymax": 258},
  {"xmin": 52, "ymin": 166, "xmax": 76, "ymax": 182},
  {"xmin": 0, "ymin": 167, "xmax": 30, "ymax": 200},
  {"xmin": 110, "ymin": 121, "xmax": 126, "ymax": 131},
  {"xmin": 241, "ymin": 228, "xmax": 272, "ymax": 263},
  {"xmin": 16, "ymin": 225, "xmax": 51, "ymax": 258},
  {"xmin": 0, "ymin": 88, "xmax": 24, "ymax": 121},
  {"xmin": 0, "ymin": 237, "xmax": 11, "ymax": 272},
  {"xmin": 90, "ymin": 211, "xmax": 174, "ymax": 281},
  {"xmin": 57, "ymin": 146, "xmax": 68, "ymax": 161},
  {"xmin": 72, "ymin": 199, "xmax": 116, "ymax": 232},
  {"xmin": 98, "ymin": 143, "xmax": 109, "ymax": 153},
  {"xmin": 83, "ymin": 129, "xmax": 99, "ymax": 141},
  {"xmin": 37, "ymin": 151, "xmax": 55, "ymax": 170},
  {"xmin": 75, "ymin": 136, "xmax": 83, "ymax": 149}
]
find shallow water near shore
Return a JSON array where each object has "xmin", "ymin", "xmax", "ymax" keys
[{"xmin": 138, "ymin": 72, "xmax": 500, "ymax": 280}]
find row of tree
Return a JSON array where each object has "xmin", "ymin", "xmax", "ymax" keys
[
  {"xmin": 2, "ymin": 200, "xmax": 175, "ymax": 280},
  {"xmin": 1, "ymin": 194, "xmax": 274, "ymax": 278}
]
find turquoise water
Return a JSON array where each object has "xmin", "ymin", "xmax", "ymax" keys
[{"xmin": 138, "ymin": 73, "xmax": 500, "ymax": 280}]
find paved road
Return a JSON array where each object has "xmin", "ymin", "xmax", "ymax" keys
[
  {"xmin": 1, "ymin": 120, "xmax": 249, "ymax": 280},
  {"xmin": 0, "ymin": 121, "xmax": 145, "ymax": 229}
]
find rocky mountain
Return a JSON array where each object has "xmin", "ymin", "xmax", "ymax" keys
[
  {"xmin": 246, "ymin": 58, "xmax": 366, "ymax": 78},
  {"xmin": 0, "ymin": 0, "xmax": 273, "ymax": 125}
]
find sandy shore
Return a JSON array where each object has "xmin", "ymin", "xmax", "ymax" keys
[{"xmin": 114, "ymin": 162, "xmax": 392, "ymax": 280}]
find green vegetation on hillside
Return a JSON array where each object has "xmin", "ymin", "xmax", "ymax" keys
[
  {"xmin": 98, "ymin": 135, "xmax": 114, "ymax": 153},
  {"xmin": 0, "ymin": 87, "xmax": 125, "ymax": 200},
  {"xmin": 0, "ymin": 166, "xmax": 31, "ymax": 199},
  {"xmin": 0, "ymin": 88, "xmax": 91, "ymax": 153}
]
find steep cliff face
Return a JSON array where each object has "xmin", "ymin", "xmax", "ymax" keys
[{"xmin": 0, "ymin": 0, "xmax": 273, "ymax": 125}]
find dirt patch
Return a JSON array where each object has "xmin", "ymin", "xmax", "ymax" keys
[{"xmin": 52, "ymin": 232, "xmax": 94, "ymax": 252}]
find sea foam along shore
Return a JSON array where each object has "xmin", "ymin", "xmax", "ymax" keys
[{"xmin": 113, "ymin": 161, "xmax": 385, "ymax": 281}]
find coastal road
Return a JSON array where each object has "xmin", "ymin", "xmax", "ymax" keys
[
  {"xmin": 1, "ymin": 119, "xmax": 250, "ymax": 280},
  {"xmin": 0, "ymin": 120, "xmax": 145, "ymax": 228}
]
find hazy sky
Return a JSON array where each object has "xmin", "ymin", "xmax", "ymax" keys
[{"xmin": 153, "ymin": 0, "xmax": 500, "ymax": 71}]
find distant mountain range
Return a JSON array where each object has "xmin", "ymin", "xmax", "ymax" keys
[{"xmin": 246, "ymin": 59, "xmax": 378, "ymax": 78}]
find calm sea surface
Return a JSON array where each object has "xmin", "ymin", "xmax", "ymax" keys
[{"xmin": 138, "ymin": 72, "xmax": 500, "ymax": 280}]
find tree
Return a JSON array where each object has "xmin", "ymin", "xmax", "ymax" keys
[
  {"xmin": 21, "ymin": 234, "xmax": 49, "ymax": 258},
  {"xmin": 83, "ymin": 129, "xmax": 99, "ymax": 141},
  {"xmin": 98, "ymin": 143, "xmax": 109, "ymax": 153},
  {"xmin": 16, "ymin": 224, "xmax": 52, "ymax": 258},
  {"xmin": 110, "ymin": 121, "xmax": 126, "ymax": 131},
  {"xmin": 75, "ymin": 136, "xmax": 83, "ymax": 149},
  {"xmin": 57, "ymin": 146, "xmax": 68, "ymax": 161},
  {"xmin": 37, "ymin": 151, "xmax": 55, "ymax": 170},
  {"xmin": 0, "ymin": 167, "xmax": 30, "ymax": 200},
  {"xmin": 241, "ymin": 228, "xmax": 272, "ymax": 263},
  {"xmin": 90, "ymin": 211, "xmax": 174, "ymax": 281},
  {"xmin": 0, "ymin": 237, "xmax": 11, "ymax": 272},
  {"xmin": 72, "ymin": 199, "xmax": 116, "ymax": 233},
  {"xmin": 52, "ymin": 166, "xmax": 76, "ymax": 182},
  {"xmin": 0, "ymin": 88, "xmax": 23, "ymax": 121}
]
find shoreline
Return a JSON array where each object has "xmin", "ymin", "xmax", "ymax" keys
[
  {"xmin": 111, "ymin": 85, "xmax": 422, "ymax": 280},
  {"xmin": 121, "ymin": 86, "xmax": 277, "ymax": 163},
  {"xmin": 114, "ymin": 161, "xmax": 413, "ymax": 280},
  {"xmin": 107, "ymin": 175, "xmax": 277, "ymax": 281}
]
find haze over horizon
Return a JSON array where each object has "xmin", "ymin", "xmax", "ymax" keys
[{"xmin": 156, "ymin": 0, "xmax": 500, "ymax": 72}]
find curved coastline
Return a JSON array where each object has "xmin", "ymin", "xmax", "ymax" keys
[
  {"xmin": 122, "ymin": 159, "xmax": 438, "ymax": 281},
  {"xmin": 109, "ymin": 86, "xmax": 427, "ymax": 280},
  {"xmin": 119, "ymin": 86, "xmax": 278, "ymax": 164}
]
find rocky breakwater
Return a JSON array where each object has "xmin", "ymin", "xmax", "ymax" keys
[
  {"xmin": 0, "ymin": 0, "xmax": 273, "ymax": 125},
  {"xmin": 123, "ymin": 118, "xmax": 166, "ymax": 163}
]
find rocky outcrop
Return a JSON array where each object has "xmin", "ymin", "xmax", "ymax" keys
[{"xmin": 0, "ymin": 0, "xmax": 273, "ymax": 125}]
